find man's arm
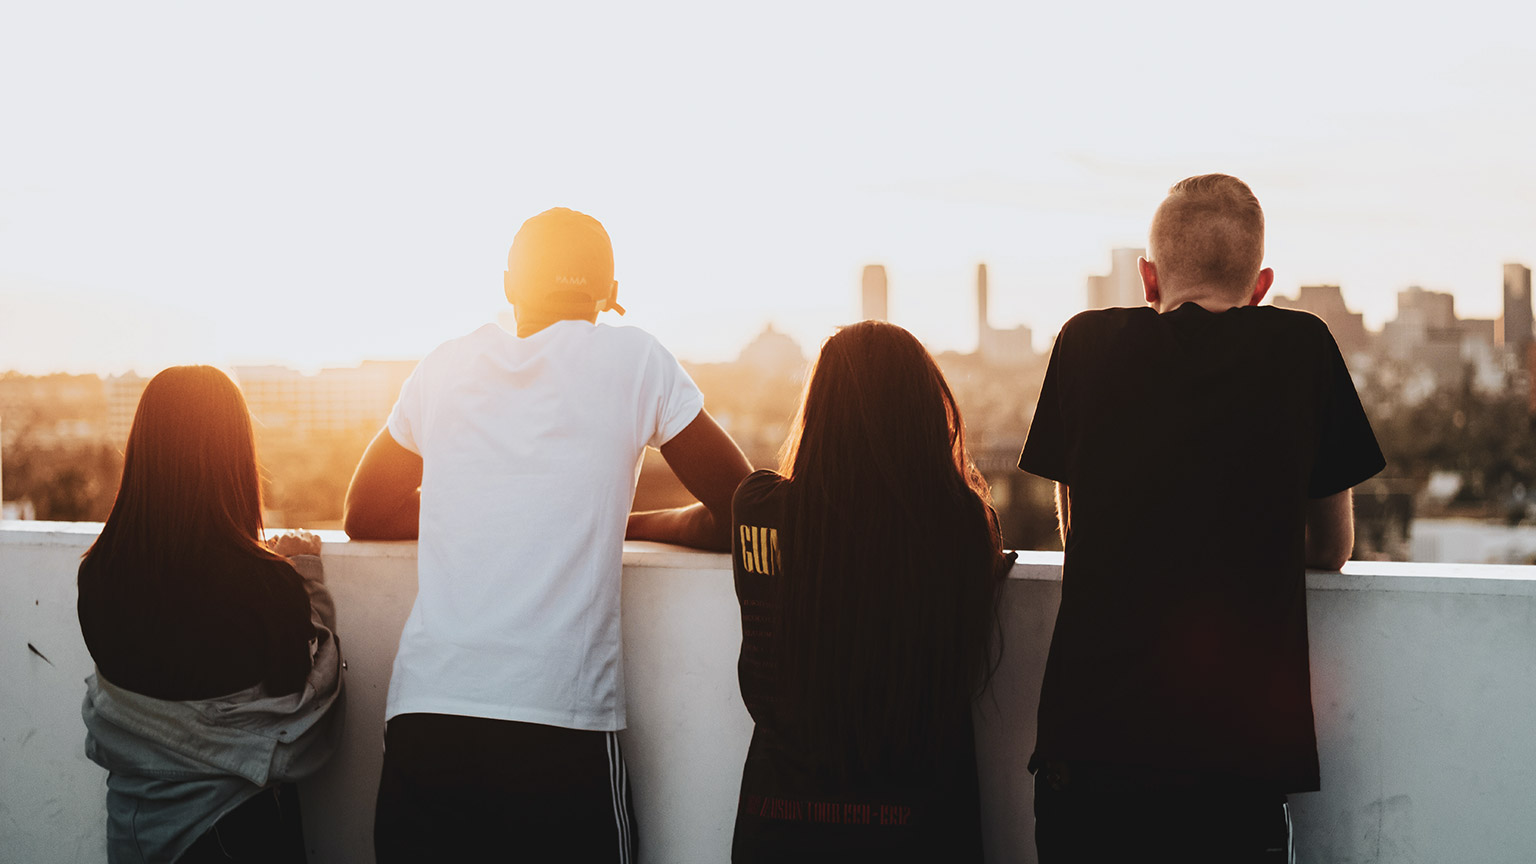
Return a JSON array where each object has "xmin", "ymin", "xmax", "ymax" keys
[
  {"xmin": 1305, "ymin": 488, "xmax": 1354, "ymax": 571},
  {"xmin": 1055, "ymin": 482, "xmax": 1071, "ymax": 549},
  {"xmin": 343, "ymin": 427, "xmax": 423, "ymax": 540},
  {"xmin": 626, "ymin": 410, "xmax": 751, "ymax": 552}
]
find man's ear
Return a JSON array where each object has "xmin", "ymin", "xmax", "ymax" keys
[
  {"xmin": 1247, "ymin": 267, "xmax": 1275, "ymax": 307},
  {"xmin": 504, "ymin": 271, "xmax": 517, "ymax": 306},
  {"xmin": 1138, "ymin": 257, "xmax": 1161, "ymax": 307}
]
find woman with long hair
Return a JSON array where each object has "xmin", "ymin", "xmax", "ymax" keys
[
  {"xmin": 730, "ymin": 320, "xmax": 1012, "ymax": 862},
  {"xmin": 77, "ymin": 365, "xmax": 343, "ymax": 864}
]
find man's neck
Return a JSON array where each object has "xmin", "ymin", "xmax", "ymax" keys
[
  {"xmin": 514, "ymin": 311, "xmax": 598, "ymax": 338},
  {"xmin": 1154, "ymin": 293, "xmax": 1245, "ymax": 314}
]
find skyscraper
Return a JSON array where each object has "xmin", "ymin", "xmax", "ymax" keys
[
  {"xmin": 1498, "ymin": 263, "xmax": 1532, "ymax": 360},
  {"xmin": 976, "ymin": 262, "xmax": 989, "ymax": 334},
  {"xmin": 975, "ymin": 262, "xmax": 1033, "ymax": 366},
  {"xmin": 861, "ymin": 265, "xmax": 888, "ymax": 322},
  {"xmin": 1086, "ymin": 247, "xmax": 1146, "ymax": 310}
]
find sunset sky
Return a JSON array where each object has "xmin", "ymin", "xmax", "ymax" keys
[{"xmin": 3, "ymin": 1, "xmax": 1534, "ymax": 375}]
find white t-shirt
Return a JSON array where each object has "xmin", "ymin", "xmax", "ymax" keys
[{"xmin": 384, "ymin": 320, "xmax": 705, "ymax": 730}]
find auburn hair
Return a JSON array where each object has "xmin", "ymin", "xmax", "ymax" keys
[
  {"xmin": 83, "ymin": 365, "xmax": 278, "ymax": 575},
  {"xmin": 776, "ymin": 320, "xmax": 1004, "ymax": 778}
]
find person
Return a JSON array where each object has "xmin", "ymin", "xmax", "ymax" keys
[
  {"xmin": 78, "ymin": 364, "xmax": 344, "ymax": 864},
  {"xmin": 344, "ymin": 206, "xmax": 752, "ymax": 862},
  {"xmin": 1019, "ymin": 174, "xmax": 1386, "ymax": 861},
  {"xmin": 729, "ymin": 320, "xmax": 1013, "ymax": 863}
]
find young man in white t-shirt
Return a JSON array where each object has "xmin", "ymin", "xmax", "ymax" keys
[{"xmin": 344, "ymin": 207, "xmax": 752, "ymax": 862}]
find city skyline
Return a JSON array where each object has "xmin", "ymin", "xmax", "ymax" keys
[
  {"xmin": 9, "ymin": 263, "xmax": 1528, "ymax": 380},
  {"xmin": 4, "ymin": 250, "xmax": 1530, "ymax": 377},
  {"xmin": 4, "ymin": 2, "xmax": 1535, "ymax": 374}
]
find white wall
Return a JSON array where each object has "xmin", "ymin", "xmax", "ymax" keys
[{"xmin": 3, "ymin": 524, "xmax": 1535, "ymax": 863}]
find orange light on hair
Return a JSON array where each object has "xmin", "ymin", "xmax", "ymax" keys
[{"xmin": 84, "ymin": 365, "xmax": 278, "ymax": 575}]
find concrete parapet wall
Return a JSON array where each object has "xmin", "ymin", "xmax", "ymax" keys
[{"xmin": 3, "ymin": 523, "xmax": 1535, "ymax": 863}]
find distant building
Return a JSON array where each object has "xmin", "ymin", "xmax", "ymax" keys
[
  {"xmin": 736, "ymin": 323, "xmax": 807, "ymax": 379},
  {"xmin": 1380, "ymin": 286, "xmax": 1502, "ymax": 394},
  {"xmin": 102, "ymin": 363, "xmax": 417, "ymax": 443},
  {"xmin": 233, "ymin": 361, "xmax": 417, "ymax": 436},
  {"xmin": 861, "ymin": 265, "xmax": 888, "ymax": 322},
  {"xmin": 1271, "ymin": 285, "xmax": 1370, "ymax": 359},
  {"xmin": 976, "ymin": 262, "xmax": 988, "ymax": 330},
  {"xmin": 1499, "ymin": 263, "xmax": 1533, "ymax": 360},
  {"xmin": 104, "ymin": 373, "xmax": 149, "ymax": 444},
  {"xmin": 975, "ymin": 263, "xmax": 1033, "ymax": 367},
  {"xmin": 1085, "ymin": 247, "xmax": 1145, "ymax": 310},
  {"xmin": 1381, "ymin": 286, "xmax": 1456, "ymax": 361}
]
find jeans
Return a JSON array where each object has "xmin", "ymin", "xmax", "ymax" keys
[{"xmin": 179, "ymin": 783, "xmax": 306, "ymax": 864}]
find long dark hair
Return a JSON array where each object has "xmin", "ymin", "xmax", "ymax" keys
[
  {"xmin": 83, "ymin": 365, "xmax": 278, "ymax": 576},
  {"xmin": 776, "ymin": 320, "xmax": 1004, "ymax": 777}
]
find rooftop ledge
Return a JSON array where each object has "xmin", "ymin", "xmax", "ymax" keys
[
  {"xmin": 4, "ymin": 522, "xmax": 1535, "ymax": 863},
  {"xmin": 15, "ymin": 520, "xmax": 1536, "ymax": 590}
]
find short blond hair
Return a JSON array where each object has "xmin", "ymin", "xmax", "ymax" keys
[{"xmin": 1148, "ymin": 174, "xmax": 1265, "ymax": 298}]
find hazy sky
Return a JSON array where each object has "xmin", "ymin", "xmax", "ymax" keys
[{"xmin": 3, "ymin": 1, "xmax": 1534, "ymax": 374}]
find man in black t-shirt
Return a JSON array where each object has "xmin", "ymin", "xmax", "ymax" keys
[{"xmin": 1019, "ymin": 174, "xmax": 1385, "ymax": 862}]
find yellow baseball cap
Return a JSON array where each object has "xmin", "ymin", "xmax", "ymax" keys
[{"xmin": 505, "ymin": 207, "xmax": 626, "ymax": 316}]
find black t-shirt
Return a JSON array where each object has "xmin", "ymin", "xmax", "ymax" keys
[
  {"xmin": 730, "ymin": 470, "xmax": 983, "ymax": 863},
  {"xmin": 78, "ymin": 547, "xmax": 315, "ymax": 701},
  {"xmin": 1019, "ymin": 303, "xmax": 1385, "ymax": 792}
]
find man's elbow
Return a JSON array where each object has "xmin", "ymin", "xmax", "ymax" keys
[
  {"xmin": 343, "ymin": 500, "xmax": 405, "ymax": 541},
  {"xmin": 1306, "ymin": 534, "xmax": 1354, "ymax": 571},
  {"xmin": 1307, "ymin": 550, "xmax": 1350, "ymax": 572},
  {"xmin": 342, "ymin": 506, "xmax": 375, "ymax": 540},
  {"xmin": 1304, "ymin": 489, "xmax": 1355, "ymax": 571},
  {"xmin": 678, "ymin": 503, "xmax": 733, "ymax": 552},
  {"xmin": 701, "ymin": 508, "xmax": 734, "ymax": 552}
]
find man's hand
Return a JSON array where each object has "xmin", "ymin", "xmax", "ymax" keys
[
  {"xmin": 268, "ymin": 529, "xmax": 322, "ymax": 558},
  {"xmin": 626, "ymin": 410, "xmax": 751, "ymax": 552},
  {"xmin": 1305, "ymin": 488, "xmax": 1355, "ymax": 570},
  {"xmin": 344, "ymin": 427, "xmax": 424, "ymax": 540}
]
